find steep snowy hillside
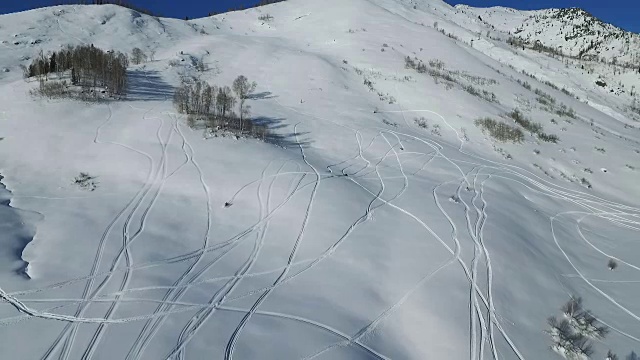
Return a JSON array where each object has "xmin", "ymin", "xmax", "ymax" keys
[{"xmin": 1, "ymin": 0, "xmax": 639, "ymax": 359}]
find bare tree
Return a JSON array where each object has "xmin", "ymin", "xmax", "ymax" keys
[
  {"xmin": 232, "ymin": 75, "xmax": 257, "ymax": 132},
  {"xmin": 562, "ymin": 297, "xmax": 583, "ymax": 318},
  {"xmin": 19, "ymin": 64, "xmax": 30, "ymax": 79},
  {"xmin": 131, "ymin": 47, "xmax": 147, "ymax": 65},
  {"xmin": 202, "ymin": 83, "xmax": 214, "ymax": 115},
  {"xmin": 216, "ymin": 86, "xmax": 236, "ymax": 118}
]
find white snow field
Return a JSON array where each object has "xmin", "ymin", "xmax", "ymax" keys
[{"xmin": 1, "ymin": 0, "xmax": 639, "ymax": 359}]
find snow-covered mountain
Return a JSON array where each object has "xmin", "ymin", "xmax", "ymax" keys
[
  {"xmin": 456, "ymin": 5, "xmax": 640, "ymax": 65},
  {"xmin": 1, "ymin": 0, "xmax": 639, "ymax": 359}
]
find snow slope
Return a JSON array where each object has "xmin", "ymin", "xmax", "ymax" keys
[{"xmin": 1, "ymin": 0, "xmax": 639, "ymax": 359}]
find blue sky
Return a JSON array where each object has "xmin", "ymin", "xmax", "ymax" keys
[{"xmin": 1, "ymin": 1, "xmax": 638, "ymax": 33}]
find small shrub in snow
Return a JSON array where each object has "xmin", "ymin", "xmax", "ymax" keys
[
  {"xmin": 538, "ymin": 133, "xmax": 559, "ymax": 143},
  {"xmin": 258, "ymin": 14, "xmax": 274, "ymax": 22},
  {"xmin": 608, "ymin": 259, "xmax": 618, "ymax": 270},
  {"xmin": 74, "ymin": 172, "xmax": 98, "ymax": 191},
  {"xmin": 460, "ymin": 127, "xmax": 469, "ymax": 141},
  {"xmin": 194, "ymin": 57, "xmax": 207, "ymax": 72},
  {"xmin": 382, "ymin": 119, "xmax": 397, "ymax": 127},
  {"xmin": 628, "ymin": 351, "xmax": 639, "ymax": 360},
  {"xmin": 414, "ymin": 117, "xmax": 429, "ymax": 129},
  {"xmin": 363, "ymin": 78, "xmax": 375, "ymax": 91},
  {"xmin": 606, "ymin": 350, "xmax": 618, "ymax": 360},
  {"xmin": 404, "ymin": 56, "xmax": 417, "ymax": 69},
  {"xmin": 431, "ymin": 124, "xmax": 441, "ymax": 136}
]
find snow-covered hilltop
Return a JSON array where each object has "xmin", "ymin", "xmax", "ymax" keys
[{"xmin": 0, "ymin": 0, "xmax": 639, "ymax": 359}]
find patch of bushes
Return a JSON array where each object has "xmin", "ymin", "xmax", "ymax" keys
[
  {"xmin": 30, "ymin": 80, "xmax": 69, "ymax": 99},
  {"xmin": 508, "ymin": 109, "xmax": 543, "ymax": 134},
  {"xmin": 463, "ymin": 84, "xmax": 498, "ymax": 103},
  {"xmin": 535, "ymin": 88, "xmax": 556, "ymax": 107},
  {"xmin": 537, "ymin": 133, "xmax": 560, "ymax": 143},
  {"xmin": 517, "ymin": 79, "xmax": 532, "ymax": 90},
  {"xmin": 555, "ymin": 103, "xmax": 576, "ymax": 118},
  {"xmin": 414, "ymin": 117, "xmax": 429, "ymax": 129},
  {"xmin": 534, "ymin": 88, "xmax": 575, "ymax": 118},
  {"xmin": 547, "ymin": 297, "xmax": 610, "ymax": 359},
  {"xmin": 74, "ymin": 172, "xmax": 98, "ymax": 191},
  {"xmin": 475, "ymin": 117, "xmax": 524, "ymax": 143},
  {"xmin": 507, "ymin": 109, "xmax": 559, "ymax": 143},
  {"xmin": 405, "ymin": 57, "xmax": 498, "ymax": 103}
]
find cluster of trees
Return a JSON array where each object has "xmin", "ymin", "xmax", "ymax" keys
[
  {"xmin": 174, "ymin": 76, "xmax": 265, "ymax": 137},
  {"xmin": 24, "ymin": 45, "xmax": 129, "ymax": 96},
  {"xmin": 174, "ymin": 81, "xmax": 235, "ymax": 117}
]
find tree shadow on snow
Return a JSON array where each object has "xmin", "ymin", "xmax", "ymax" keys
[
  {"xmin": 126, "ymin": 69, "xmax": 174, "ymax": 101},
  {"xmin": 247, "ymin": 91, "xmax": 278, "ymax": 100},
  {"xmin": 252, "ymin": 116, "xmax": 312, "ymax": 149}
]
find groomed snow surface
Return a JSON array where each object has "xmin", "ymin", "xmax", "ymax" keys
[{"xmin": 1, "ymin": 0, "xmax": 639, "ymax": 359}]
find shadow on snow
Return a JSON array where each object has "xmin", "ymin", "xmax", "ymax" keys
[
  {"xmin": 126, "ymin": 69, "xmax": 174, "ymax": 101},
  {"xmin": 252, "ymin": 116, "xmax": 311, "ymax": 149}
]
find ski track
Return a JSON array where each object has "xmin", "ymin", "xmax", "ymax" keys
[
  {"xmin": 223, "ymin": 124, "xmax": 321, "ymax": 360},
  {"xmin": 124, "ymin": 114, "xmax": 219, "ymax": 360},
  {"xmin": 80, "ymin": 108, "xmax": 176, "ymax": 360},
  {"xmin": 61, "ymin": 105, "xmax": 172, "ymax": 360},
  {"xmin": 164, "ymin": 156, "xmax": 306, "ymax": 359},
  {"xmin": 37, "ymin": 104, "xmax": 164, "ymax": 360}
]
